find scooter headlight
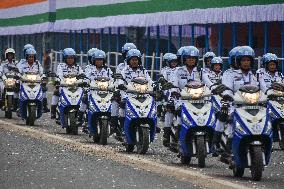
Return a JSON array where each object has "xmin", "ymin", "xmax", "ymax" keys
[
  {"xmin": 235, "ymin": 122, "xmax": 247, "ymax": 135},
  {"xmin": 4, "ymin": 78, "xmax": 16, "ymax": 87},
  {"xmin": 241, "ymin": 92, "xmax": 260, "ymax": 105},
  {"xmin": 96, "ymin": 81, "xmax": 109, "ymax": 91},
  {"xmin": 65, "ymin": 77, "xmax": 77, "ymax": 86},
  {"xmin": 133, "ymin": 83, "xmax": 148, "ymax": 94},
  {"xmin": 26, "ymin": 74, "xmax": 37, "ymax": 81},
  {"xmin": 187, "ymin": 87, "xmax": 204, "ymax": 99}
]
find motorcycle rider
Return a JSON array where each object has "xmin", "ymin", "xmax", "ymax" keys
[
  {"xmin": 259, "ymin": 53, "xmax": 284, "ymax": 93},
  {"xmin": 0, "ymin": 48, "xmax": 19, "ymax": 110},
  {"xmin": 202, "ymin": 56, "xmax": 223, "ymax": 89},
  {"xmin": 110, "ymin": 43, "xmax": 137, "ymax": 137},
  {"xmin": 162, "ymin": 53, "xmax": 181, "ymax": 147},
  {"xmin": 113, "ymin": 49, "xmax": 153, "ymax": 139},
  {"xmin": 213, "ymin": 46, "xmax": 259, "ymax": 160},
  {"xmin": 201, "ymin": 51, "xmax": 216, "ymax": 75},
  {"xmin": 156, "ymin": 53, "xmax": 175, "ymax": 121},
  {"xmin": 116, "ymin": 43, "xmax": 137, "ymax": 74},
  {"xmin": 50, "ymin": 48, "xmax": 83, "ymax": 119},
  {"xmin": 18, "ymin": 44, "xmax": 35, "ymax": 65},
  {"xmin": 77, "ymin": 50, "xmax": 113, "ymax": 133},
  {"xmin": 17, "ymin": 48, "xmax": 47, "ymax": 114},
  {"xmin": 162, "ymin": 46, "xmax": 201, "ymax": 147}
]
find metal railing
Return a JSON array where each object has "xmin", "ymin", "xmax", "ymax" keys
[{"xmin": 50, "ymin": 49, "xmax": 284, "ymax": 80}]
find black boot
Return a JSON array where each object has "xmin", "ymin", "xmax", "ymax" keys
[
  {"xmin": 43, "ymin": 98, "xmax": 50, "ymax": 113},
  {"xmin": 51, "ymin": 105, "xmax": 57, "ymax": 119},
  {"xmin": 13, "ymin": 98, "xmax": 19, "ymax": 112},
  {"xmin": 163, "ymin": 127, "xmax": 171, "ymax": 147},
  {"xmin": 220, "ymin": 138, "xmax": 233, "ymax": 164},
  {"xmin": 211, "ymin": 131, "xmax": 223, "ymax": 157}
]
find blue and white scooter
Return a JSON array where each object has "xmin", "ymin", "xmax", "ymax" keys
[
  {"xmin": 88, "ymin": 77, "xmax": 113, "ymax": 145},
  {"xmin": 230, "ymin": 85, "xmax": 272, "ymax": 181},
  {"xmin": 19, "ymin": 72, "xmax": 43, "ymax": 126},
  {"xmin": 178, "ymin": 81, "xmax": 216, "ymax": 167},
  {"xmin": 123, "ymin": 77, "xmax": 157, "ymax": 154},
  {"xmin": 266, "ymin": 82, "xmax": 284, "ymax": 149},
  {"xmin": 57, "ymin": 74, "xmax": 84, "ymax": 135}
]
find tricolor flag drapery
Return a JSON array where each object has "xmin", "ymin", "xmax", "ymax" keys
[{"xmin": 0, "ymin": 0, "xmax": 284, "ymax": 35}]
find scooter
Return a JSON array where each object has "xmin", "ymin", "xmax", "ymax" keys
[
  {"xmin": 1, "ymin": 66, "xmax": 19, "ymax": 119},
  {"xmin": 225, "ymin": 85, "xmax": 272, "ymax": 181},
  {"xmin": 178, "ymin": 81, "xmax": 216, "ymax": 167},
  {"xmin": 266, "ymin": 82, "xmax": 284, "ymax": 149},
  {"xmin": 19, "ymin": 72, "xmax": 43, "ymax": 126},
  {"xmin": 57, "ymin": 74, "xmax": 84, "ymax": 135},
  {"xmin": 123, "ymin": 77, "xmax": 157, "ymax": 154},
  {"xmin": 88, "ymin": 77, "xmax": 113, "ymax": 145}
]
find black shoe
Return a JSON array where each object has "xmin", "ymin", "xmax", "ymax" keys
[
  {"xmin": 163, "ymin": 128, "xmax": 171, "ymax": 147},
  {"xmin": 43, "ymin": 98, "xmax": 50, "ymax": 113},
  {"xmin": 211, "ymin": 131, "xmax": 223, "ymax": 157},
  {"xmin": 51, "ymin": 105, "xmax": 57, "ymax": 119}
]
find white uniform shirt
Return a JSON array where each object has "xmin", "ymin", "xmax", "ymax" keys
[
  {"xmin": 173, "ymin": 66, "xmax": 201, "ymax": 89},
  {"xmin": 17, "ymin": 60, "xmax": 43, "ymax": 75},
  {"xmin": 85, "ymin": 65, "xmax": 113, "ymax": 81},
  {"xmin": 259, "ymin": 70, "xmax": 284, "ymax": 93},
  {"xmin": 56, "ymin": 63, "xmax": 83, "ymax": 80}
]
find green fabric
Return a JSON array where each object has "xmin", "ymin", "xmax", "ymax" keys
[{"xmin": 0, "ymin": 0, "xmax": 283, "ymax": 27}]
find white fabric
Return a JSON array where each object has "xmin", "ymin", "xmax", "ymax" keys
[
  {"xmin": 51, "ymin": 95, "xmax": 59, "ymax": 105},
  {"xmin": 53, "ymin": 4, "xmax": 284, "ymax": 31},
  {"xmin": 164, "ymin": 112, "xmax": 174, "ymax": 128},
  {"xmin": 111, "ymin": 101, "xmax": 119, "ymax": 116},
  {"xmin": 0, "ymin": 4, "xmax": 283, "ymax": 35}
]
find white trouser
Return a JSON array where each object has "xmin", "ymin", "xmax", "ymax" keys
[{"xmin": 111, "ymin": 101, "xmax": 119, "ymax": 117}]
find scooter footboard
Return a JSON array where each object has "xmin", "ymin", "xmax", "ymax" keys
[
  {"xmin": 88, "ymin": 111, "xmax": 111, "ymax": 134},
  {"xmin": 124, "ymin": 117, "xmax": 157, "ymax": 144},
  {"xmin": 179, "ymin": 126, "xmax": 214, "ymax": 156},
  {"xmin": 232, "ymin": 135, "xmax": 273, "ymax": 167}
]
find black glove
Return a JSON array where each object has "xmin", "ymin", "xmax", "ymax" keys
[
  {"xmin": 118, "ymin": 84, "xmax": 127, "ymax": 90},
  {"xmin": 78, "ymin": 82, "xmax": 89, "ymax": 87},
  {"xmin": 76, "ymin": 74, "xmax": 85, "ymax": 80},
  {"xmin": 222, "ymin": 95, "xmax": 234, "ymax": 102},
  {"xmin": 162, "ymin": 82, "xmax": 174, "ymax": 90},
  {"xmin": 54, "ymin": 80, "xmax": 60, "ymax": 86},
  {"xmin": 171, "ymin": 91, "xmax": 181, "ymax": 98}
]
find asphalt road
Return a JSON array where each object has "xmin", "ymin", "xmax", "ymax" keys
[
  {"xmin": 0, "ymin": 128, "xmax": 196, "ymax": 189},
  {"xmin": 0, "ymin": 90, "xmax": 284, "ymax": 188}
]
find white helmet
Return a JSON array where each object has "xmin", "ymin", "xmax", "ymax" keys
[{"xmin": 5, "ymin": 48, "xmax": 15, "ymax": 60}]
